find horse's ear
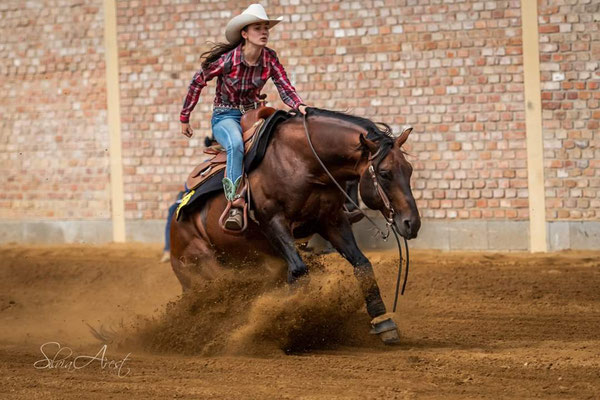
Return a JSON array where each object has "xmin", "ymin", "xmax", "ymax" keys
[
  {"xmin": 395, "ymin": 126, "xmax": 413, "ymax": 148},
  {"xmin": 359, "ymin": 133, "xmax": 378, "ymax": 154}
]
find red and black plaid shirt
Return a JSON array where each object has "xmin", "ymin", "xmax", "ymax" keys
[{"xmin": 180, "ymin": 44, "xmax": 303, "ymax": 123}]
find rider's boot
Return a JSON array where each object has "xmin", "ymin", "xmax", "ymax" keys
[{"xmin": 222, "ymin": 176, "xmax": 245, "ymax": 231}]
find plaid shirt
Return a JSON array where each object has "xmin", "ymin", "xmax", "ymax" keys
[{"xmin": 180, "ymin": 44, "xmax": 303, "ymax": 123}]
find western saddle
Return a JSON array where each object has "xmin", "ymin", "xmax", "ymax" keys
[{"xmin": 183, "ymin": 104, "xmax": 277, "ymax": 234}]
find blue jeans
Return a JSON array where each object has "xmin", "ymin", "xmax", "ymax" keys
[{"xmin": 211, "ymin": 107, "xmax": 243, "ymax": 183}]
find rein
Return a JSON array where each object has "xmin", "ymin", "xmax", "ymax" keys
[
  {"xmin": 302, "ymin": 113, "xmax": 410, "ymax": 310},
  {"xmin": 301, "ymin": 115, "xmax": 389, "ymax": 239}
]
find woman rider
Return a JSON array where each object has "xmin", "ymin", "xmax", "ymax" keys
[{"xmin": 180, "ymin": 4, "xmax": 308, "ymax": 231}]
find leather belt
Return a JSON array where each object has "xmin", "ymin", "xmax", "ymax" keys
[{"xmin": 213, "ymin": 102, "xmax": 261, "ymax": 114}]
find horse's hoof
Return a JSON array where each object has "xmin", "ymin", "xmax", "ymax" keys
[
  {"xmin": 369, "ymin": 317, "xmax": 401, "ymax": 345},
  {"xmin": 378, "ymin": 329, "xmax": 401, "ymax": 345}
]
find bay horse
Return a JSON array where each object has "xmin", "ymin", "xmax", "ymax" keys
[{"xmin": 169, "ymin": 107, "xmax": 420, "ymax": 344}]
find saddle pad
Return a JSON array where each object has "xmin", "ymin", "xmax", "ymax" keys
[
  {"xmin": 176, "ymin": 110, "xmax": 294, "ymax": 220},
  {"xmin": 244, "ymin": 109, "xmax": 291, "ymax": 171}
]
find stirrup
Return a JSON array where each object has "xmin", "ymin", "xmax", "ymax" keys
[
  {"xmin": 219, "ymin": 176, "xmax": 249, "ymax": 235},
  {"xmin": 224, "ymin": 208, "xmax": 243, "ymax": 231}
]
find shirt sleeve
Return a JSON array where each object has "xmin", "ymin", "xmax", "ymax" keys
[
  {"xmin": 180, "ymin": 58, "xmax": 224, "ymax": 123},
  {"xmin": 269, "ymin": 52, "xmax": 304, "ymax": 110}
]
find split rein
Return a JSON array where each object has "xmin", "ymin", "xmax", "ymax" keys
[{"xmin": 301, "ymin": 113, "xmax": 410, "ymax": 312}]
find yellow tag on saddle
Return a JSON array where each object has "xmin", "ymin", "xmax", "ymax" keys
[{"xmin": 175, "ymin": 190, "xmax": 195, "ymax": 220}]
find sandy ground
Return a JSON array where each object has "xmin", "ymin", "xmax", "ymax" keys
[{"xmin": 0, "ymin": 243, "xmax": 598, "ymax": 399}]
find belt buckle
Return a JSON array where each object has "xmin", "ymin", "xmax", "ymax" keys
[{"xmin": 239, "ymin": 104, "xmax": 245, "ymax": 115}]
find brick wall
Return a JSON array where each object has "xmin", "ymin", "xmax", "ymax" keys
[
  {"xmin": 116, "ymin": 0, "xmax": 529, "ymax": 221},
  {"xmin": 375, "ymin": 0, "xmax": 527, "ymax": 220},
  {"xmin": 539, "ymin": 0, "xmax": 600, "ymax": 220},
  {"xmin": 0, "ymin": 0, "xmax": 110, "ymax": 219},
  {"xmin": 0, "ymin": 0, "xmax": 597, "ymax": 227}
]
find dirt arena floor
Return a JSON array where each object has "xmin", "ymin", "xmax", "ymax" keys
[{"xmin": 0, "ymin": 243, "xmax": 598, "ymax": 399}]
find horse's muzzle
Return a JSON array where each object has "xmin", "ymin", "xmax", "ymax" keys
[{"xmin": 394, "ymin": 214, "xmax": 421, "ymax": 239}]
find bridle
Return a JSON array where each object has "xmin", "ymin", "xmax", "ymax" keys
[
  {"xmin": 367, "ymin": 150, "xmax": 395, "ymax": 226},
  {"xmin": 302, "ymin": 114, "xmax": 391, "ymax": 238},
  {"xmin": 302, "ymin": 112, "xmax": 410, "ymax": 311}
]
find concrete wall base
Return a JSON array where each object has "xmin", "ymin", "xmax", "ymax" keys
[
  {"xmin": 0, "ymin": 220, "xmax": 114, "ymax": 244},
  {"xmin": 0, "ymin": 219, "xmax": 598, "ymax": 251},
  {"xmin": 547, "ymin": 221, "xmax": 600, "ymax": 251},
  {"xmin": 353, "ymin": 218, "xmax": 531, "ymax": 251},
  {"xmin": 353, "ymin": 218, "xmax": 600, "ymax": 251}
]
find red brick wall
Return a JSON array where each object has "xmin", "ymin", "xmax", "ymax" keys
[
  {"xmin": 379, "ymin": 0, "xmax": 527, "ymax": 220},
  {"xmin": 0, "ymin": 0, "xmax": 597, "ymax": 224},
  {"xmin": 116, "ymin": 0, "xmax": 530, "ymax": 220},
  {"xmin": 0, "ymin": 0, "xmax": 110, "ymax": 219},
  {"xmin": 539, "ymin": 0, "xmax": 600, "ymax": 220}
]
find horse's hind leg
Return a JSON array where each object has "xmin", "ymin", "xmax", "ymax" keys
[
  {"xmin": 169, "ymin": 216, "xmax": 222, "ymax": 292},
  {"xmin": 173, "ymin": 238, "xmax": 222, "ymax": 291}
]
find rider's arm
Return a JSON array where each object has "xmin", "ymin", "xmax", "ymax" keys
[
  {"xmin": 180, "ymin": 59, "xmax": 224, "ymax": 123},
  {"xmin": 269, "ymin": 51, "xmax": 304, "ymax": 110}
]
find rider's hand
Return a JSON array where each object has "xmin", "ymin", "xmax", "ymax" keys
[
  {"xmin": 298, "ymin": 105, "xmax": 308, "ymax": 115},
  {"xmin": 181, "ymin": 123, "xmax": 193, "ymax": 138}
]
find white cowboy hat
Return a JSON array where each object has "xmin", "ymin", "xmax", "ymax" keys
[{"xmin": 225, "ymin": 4, "xmax": 284, "ymax": 44}]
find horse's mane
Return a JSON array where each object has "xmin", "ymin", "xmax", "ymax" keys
[
  {"xmin": 306, "ymin": 107, "xmax": 396, "ymax": 166},
  {"xmin": 307, "ymin": 107, "xmax": 395, "ymax": 143}
]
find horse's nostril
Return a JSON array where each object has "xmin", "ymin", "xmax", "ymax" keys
[{"xmin": 403, "ymin": 218, "xmax": 411, "ymax": 232}]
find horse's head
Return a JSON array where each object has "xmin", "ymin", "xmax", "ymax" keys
[{"xmin": 358, "ymin": 127, "xmax": 421, "ymax": 239}]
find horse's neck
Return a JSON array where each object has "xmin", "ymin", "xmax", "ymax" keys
[{"xmin": 305, "ymin": 116, "xmax": 369, "ymax": 180}]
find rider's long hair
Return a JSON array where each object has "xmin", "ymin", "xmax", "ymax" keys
[{"xmin": 200, "ymin": 27, "xmax": 247, "ymax": 70}]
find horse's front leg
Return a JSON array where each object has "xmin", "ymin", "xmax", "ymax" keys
[
  {"xmin": 319, "ymin": 213, "xmax": 400, "ymax": 344},
  {"xmin": 263, "ymin": 214, "xmax": 309, "ymax": 284}
]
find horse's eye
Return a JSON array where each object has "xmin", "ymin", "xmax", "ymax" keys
[{"xmin": 379, "ymin": 170, "xmax": 391, "ymax": 180}]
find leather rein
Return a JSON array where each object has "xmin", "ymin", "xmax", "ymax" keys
[{"xmin": 302, "ymin": 113, "xmax": 410, "ymax": 311}]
